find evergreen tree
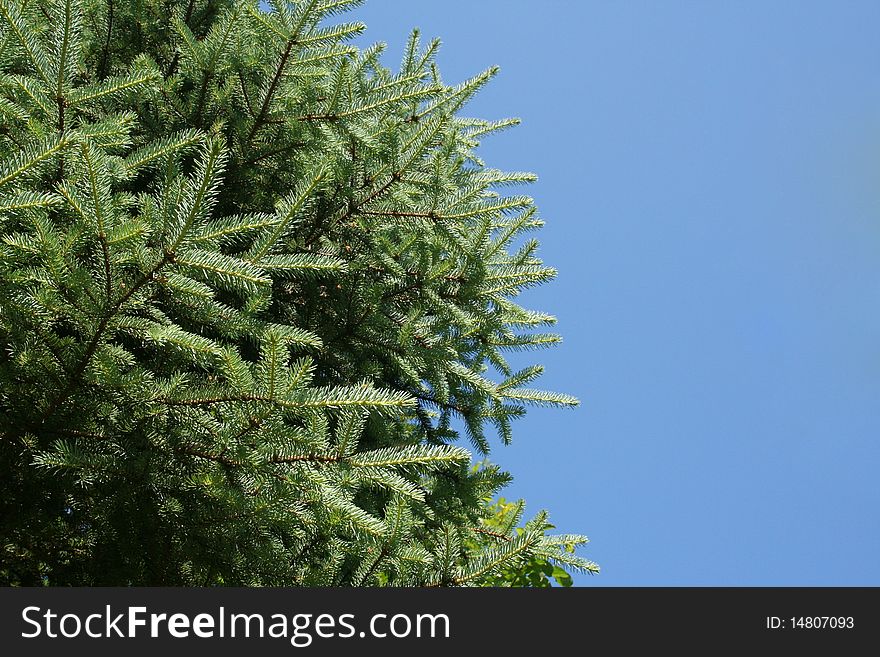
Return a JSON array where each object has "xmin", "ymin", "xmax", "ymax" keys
[{"xmin": 0, "ymin": 0, "xmax": 598, "ymax": 586}]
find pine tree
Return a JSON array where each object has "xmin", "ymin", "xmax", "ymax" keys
[{"xmin": 0, "ymin": 0, "xmax": 598, "ymax": 585}]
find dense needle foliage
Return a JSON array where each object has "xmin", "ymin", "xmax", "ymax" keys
[{"xmin": 0, "ymin": 0, "xmax": 597, "ymax": 585}]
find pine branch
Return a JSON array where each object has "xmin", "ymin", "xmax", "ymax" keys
[
  {"xmin": 0, "ymin": 134, "xmax": 70, "ymax": 190},
  {"xmin": 98, "ymin": 0, "xmax": 113, "ymax": 78},
  {"xmin": 176, "ymin": 446, "xmax": 240, "ymax": 467},
  {"xmin": 246, "ymin": 39, "xmax": 295, "ymax": 144},
  {"xmin": 359, "ymin": 209, "xmax": 440, "ymax": 220},
  {"xmin": 271, "ymin": 453, "xmax": 341, "ymax": 464},
  {"xmin": 0, "ymin": 0, "xmax": 51, "ymax": 83},
  {"xmin": 37, "ymin": 251, "xmax": 174, "ymax": 426},
  {"xmin": 472, "ymin": 527, "xmax": 511, "ymax": 542}
]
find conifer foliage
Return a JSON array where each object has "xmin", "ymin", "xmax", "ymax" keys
[{"xmin": 0, "ymin": 0, "xmax": 597, "ymax": 585}]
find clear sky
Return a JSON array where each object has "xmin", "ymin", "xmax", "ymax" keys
[{"xmin": 347, "ymin": 1, "xmax": 880, "ymax": 585}]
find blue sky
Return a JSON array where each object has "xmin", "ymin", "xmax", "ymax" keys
[{"xmin": 350, "ymin": 1, "xmax": 880, "ymax": 586}]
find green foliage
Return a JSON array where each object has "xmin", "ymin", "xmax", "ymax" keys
[
  {"xmin": 470, "ymin": 498, "xmax": 592, "ymax": 587},
  {"xmin": 0, "ymin": 0, "xmax": 597, "ymax": 586}
]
